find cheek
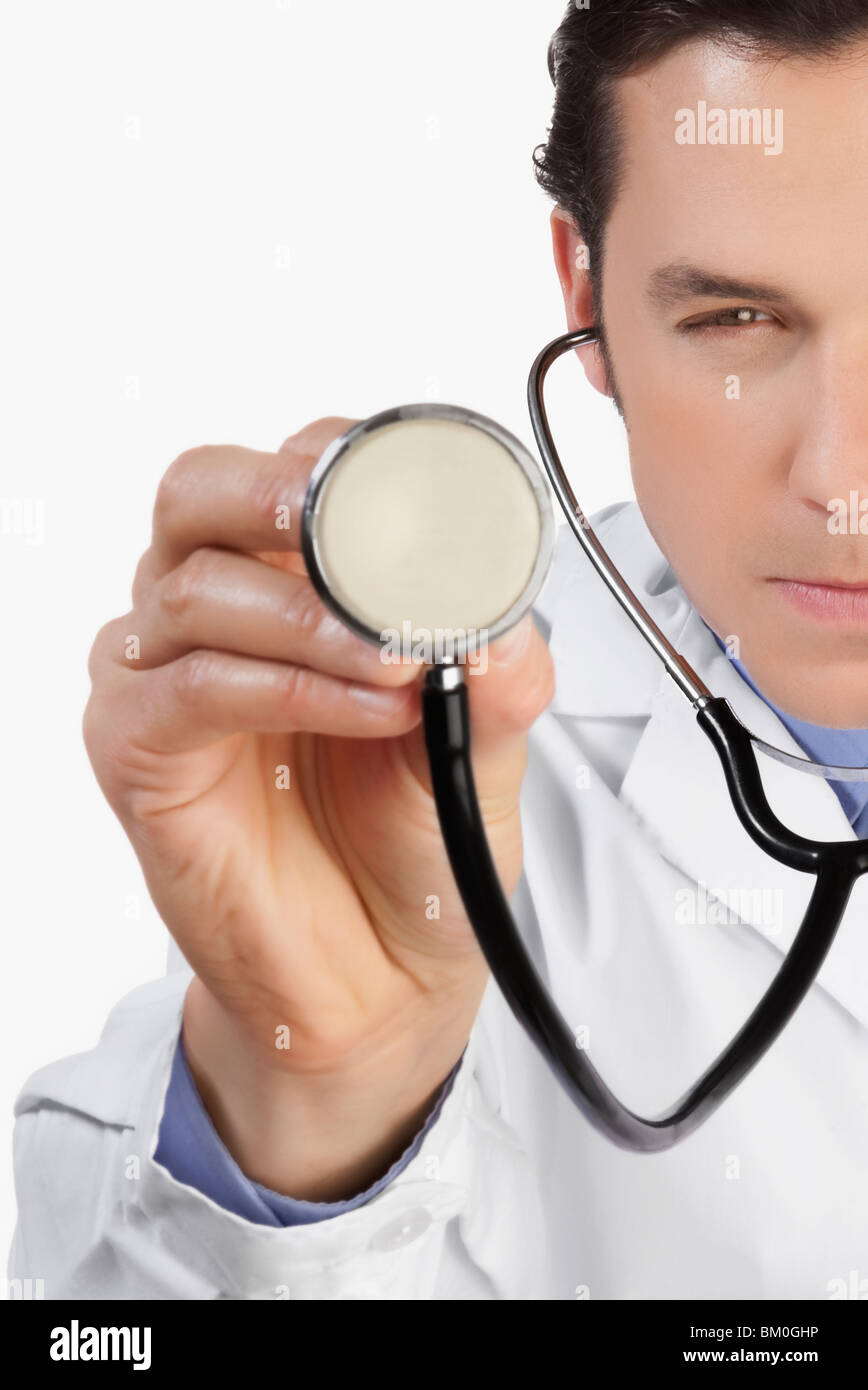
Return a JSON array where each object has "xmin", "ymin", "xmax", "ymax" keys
[
  {"xmin": 627, "ymin": 380, "xmax": 714, "ymax": 514},
  {"xmin": 623, "ymin": 379, "xmax": 753, "ymax": 618},
  {"xmin": 603, "ymin": 309, "xmax": 800, "ymax": 624}
]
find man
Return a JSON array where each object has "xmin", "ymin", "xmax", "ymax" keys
[{"xmin": 9, "ymin": 0, "xmax": 868, "ymax": 1298}]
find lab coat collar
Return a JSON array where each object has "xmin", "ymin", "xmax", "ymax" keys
[
  {"xmin": 542, "ymin": 503, "xmax": 868, "ymax": 1029},
  {"xmin": 545, "ymin": 504, "xmax": 669, "ymax": 719}
]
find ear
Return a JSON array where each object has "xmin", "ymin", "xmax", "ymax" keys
[{"xmin": 549, "ymin": 207, "xmax": 612, "ymax": 400}]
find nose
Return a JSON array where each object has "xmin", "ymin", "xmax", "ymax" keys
[{"xmin": 787, "ymin": 325, "xmax": 868, "ymax": 517}]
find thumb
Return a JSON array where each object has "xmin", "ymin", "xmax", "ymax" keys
[{"xmin": 400, "ymin": 613, "xmax": 555, "ymax": 811}]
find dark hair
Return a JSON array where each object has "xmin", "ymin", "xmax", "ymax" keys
[{"xmin": 533, "ymin": 0, "xmax": 868, "ymax": 332}]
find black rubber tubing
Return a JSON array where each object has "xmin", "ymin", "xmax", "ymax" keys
[{"xmin": 421, "ymin": 678, "xmax": 868, "ymax": 1152}]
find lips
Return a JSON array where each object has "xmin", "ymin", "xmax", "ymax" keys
[{"xmin": 770, "ymin": 579, "xmax": 868, "ymax": 625}]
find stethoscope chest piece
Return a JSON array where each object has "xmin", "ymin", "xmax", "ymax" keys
[{"xmin": 301, "ymin": 404, "xmax": 555, "ymax": 656}]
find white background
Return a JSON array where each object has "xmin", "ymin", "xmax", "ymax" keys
[{"xmin": 0, "ymin": 0, "xmax": 630, "ymax": 1257}]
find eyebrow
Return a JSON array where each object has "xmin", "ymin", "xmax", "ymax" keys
[{"xmin": 646, "ymin": 261, "xmax": 794, "ymax": 311}]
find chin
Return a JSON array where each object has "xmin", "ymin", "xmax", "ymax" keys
[{"xmin": 747, "ymin": 662, "xmax": 868, "ymax": 731}]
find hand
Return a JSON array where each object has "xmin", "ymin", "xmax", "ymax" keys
[{"xmin": 83, "ymin": 418, "xmax": 555, "ymax": 1197}]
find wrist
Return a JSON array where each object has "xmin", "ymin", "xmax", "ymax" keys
[{"xmin": 180, "ymin": 974, "xmax": 478, "ymax": 1202}]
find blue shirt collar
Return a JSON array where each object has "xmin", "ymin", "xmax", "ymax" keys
[{"xmin": 707, "ymin": 625, "xmax": 868, "ymax": 834}]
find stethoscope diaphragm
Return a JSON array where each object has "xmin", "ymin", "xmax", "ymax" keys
[{"xmin": 301, "ymin": 403, "xmax": 555, "ymax": 659}]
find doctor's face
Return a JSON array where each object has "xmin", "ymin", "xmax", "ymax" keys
[{"xmin": 554, "ymin": 36, "xmax": 868, "ymax": 728}]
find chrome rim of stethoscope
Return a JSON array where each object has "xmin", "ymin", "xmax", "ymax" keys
[
  {"xmin": 301, "ymin": 401, "xmax": 557, "ymax": 652},
  {"xmin": 529, "ymin": 327, "xmax": 868, "ymax": 786}
]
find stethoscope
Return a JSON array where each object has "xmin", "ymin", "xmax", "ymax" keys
[{"xmin": 301, "ymin": 327, "xmax": 868, "ymax": 1152}]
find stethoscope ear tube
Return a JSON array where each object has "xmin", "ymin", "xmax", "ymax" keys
[
  {"xmin": 422, "ymin": 669, "xmax": 864, "ymax": 1151},
  {"xmin": 696, "ymin": 700, "xmax": 868, "ymax": 876}
]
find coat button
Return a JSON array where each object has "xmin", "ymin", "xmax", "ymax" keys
[{"xmin": 368, "ymin": 1206, "xmax": 432, "ymax": 1252}]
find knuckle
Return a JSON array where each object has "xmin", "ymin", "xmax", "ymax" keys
[
  {"xmin": 287, "ymin": 580, "xmax": 330, "ymax": 642},
  {"xmin": 171, "ymin": 443, "xmax": 218, "ymax": 474},
  {"xmin": 153, "ymin": 446, "xmax": 215, "ymax": 527},
  {"xmin": 131, "ymin": 549, "xmax": 156, "ymax": 605},
  {"xmin": 86, "ymin": 616, "xmax": 126, "ymax": 684},
  {"xmin": 277, "ymin": 662, "xmax": 311, "ymax": 710},
  {"xmin": 279, "ymin": 417, "xmax": 358, "ymax": 456},
  {"xmin": 159, "ymin": 548, "xmax": 214, "ymax": 624},
  {"xmin": 152, "ymin": 471, "xmax": 182, "ymax": 535},
  {"xmin": 169, "ymin": 648, "xmax": 215, "ymax": 708},
  {"xmin": 245, "ymin": 460, "xmax": 292, "ymax": 531}
]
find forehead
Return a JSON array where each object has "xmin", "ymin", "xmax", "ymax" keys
[{"xmin": 606, "ymin": 37, "xmax": 868, "ymax": 279}]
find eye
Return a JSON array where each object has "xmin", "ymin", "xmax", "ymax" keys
[{"xmin": 679, "ymin": 306, "xmax": 777, "ymax": 334}]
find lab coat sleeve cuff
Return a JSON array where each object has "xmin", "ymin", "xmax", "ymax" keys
[
  {"xmin": 152, "ymin": 1025, "xmax": 464, "ymax": 1227},
  {"xmin": 131, "ymin": 993, "xmax": 484, "ymax": 1298}
]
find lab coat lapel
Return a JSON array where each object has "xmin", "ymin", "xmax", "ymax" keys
[{"xmin": 543, "ymin": 504, "xmax": 868, "ymax": 1029}]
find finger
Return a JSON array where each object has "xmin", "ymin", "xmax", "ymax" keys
[
  {"xmin": 278, "ymin": 416, "xmax": 358, "ymax": 456},
  {"xmin": 469, "ymin": 615, "xmax": 556, "ymax": 743},
  {"xmin": 132, "ymin": 542, "xmax": 309, "ymax": 608},
  {"xmin": 149, "ymin": 419, "xmax": 357, "ymax": 578},
  {"xmin": 89, "ymin": 648, "xmax": 422, "ymax": 758},
  {"xmin": 116, "ymin": 547, "xmax": 417, "ymax": 687}
]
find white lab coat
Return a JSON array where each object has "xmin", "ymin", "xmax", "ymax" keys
[{"xmin": 8, "ymin": 500, "xmax": 868, "ymax": 1300}]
